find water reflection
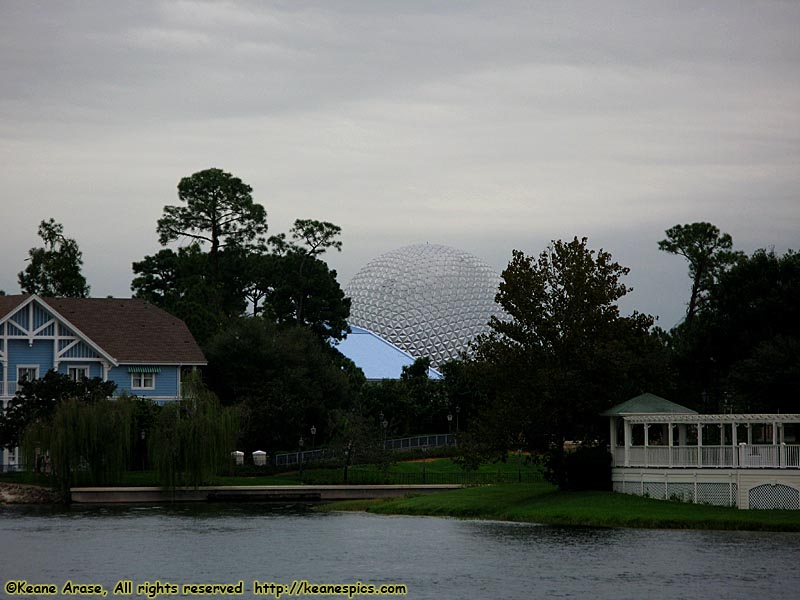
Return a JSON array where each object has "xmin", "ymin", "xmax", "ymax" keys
[{"xmin": 2, "ymin": 505, "xmax": 798, "ymax": 600}]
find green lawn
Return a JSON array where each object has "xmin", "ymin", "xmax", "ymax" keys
[
  {"xmin": 295, "ymin": 456, "xmax": 541, "ymax": 485},
  {"xmin": 317, "ymin": 482, "xmax": 800, "ymax": 532},
  {"xmin": 0, "ymin": 456, "xmax": 539, "ymax": 487}
]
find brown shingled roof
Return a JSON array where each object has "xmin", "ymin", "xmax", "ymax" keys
[
  {"xmin": 1, "ymin": 295, "xmax": 205, "ymax": 364},
  {"xmin": 0, "ymin": 294, "xmax": 31, "ymax": 318}
]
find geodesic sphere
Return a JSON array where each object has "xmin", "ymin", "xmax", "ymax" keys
[{"xmin": 346, "ymin": 244, "xmax": 503, "ymax": 367}]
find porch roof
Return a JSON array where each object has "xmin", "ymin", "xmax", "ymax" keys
[
  {"xmin": 623, "ymin": 413, "xmax": 800, "ymax": 424},
  {"xmin": 601, "ymin": 393, "xmax": 697, "ymax": 416}
]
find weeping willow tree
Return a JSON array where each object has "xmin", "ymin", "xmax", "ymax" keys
[
  {"xmin": 22, "ymin": 395, "xmax": 136, "ymax": 500},
  {"xmin": 149, "ymin": 373, "xmax": 239, "ymax": 490}
]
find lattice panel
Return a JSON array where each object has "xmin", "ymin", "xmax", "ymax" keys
[
  {"xmin": 749, "ymin": 484, "xmax": 800, "ymax": 510},
  {"xmin": 696, "ymin": 483, "xmax": 733, "ymax": 507},
  {"xmin": 623, "ymin": 481, "xmax": 640, "ymax": 495},
  {"xmin": 644, "ymin": 482, "xmax": 666, "ymax": 500},
  {"xmin": 665, "ymin": 483, "xmax": 694, "ymax": 504},
  {"xmin": 613, "ymin": 482, "xmax": 624, "ymax": 493}
]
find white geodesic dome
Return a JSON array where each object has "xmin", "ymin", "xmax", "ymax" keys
[{"xmin": 346, "ymin": 244, "xmax": 503, "ymax": 367}]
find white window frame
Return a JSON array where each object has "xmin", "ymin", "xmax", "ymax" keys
[
  {"xmin": 68, "ymin": 365, "xmax": 90, "ymax": 382},
  {"xmin": 131, "ymin": 372, "xmax": 156, "ymax": 391},
  {"xmin": 17, "ymin": 365, "xmax": 40, "ymax": 383}
]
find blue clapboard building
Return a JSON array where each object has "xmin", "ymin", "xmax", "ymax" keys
[{"xmin": 0, "ymin": 294, "xmax": 206, "ymax": 468}]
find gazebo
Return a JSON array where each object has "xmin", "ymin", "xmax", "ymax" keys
[{"xmin": 603, "ymin": 393, "xmax": 800, "ymax": 509}]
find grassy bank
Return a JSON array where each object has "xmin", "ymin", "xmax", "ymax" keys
[
  {"xmin": 0, "ymin": 457, "xmax": 540, "ymax": 488},
  {"xmin": 317, "ymin": 483, "xmax": 800, "ymax": 532}
]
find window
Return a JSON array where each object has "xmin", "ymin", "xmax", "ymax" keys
[
  {"xmin": 68, "ymin": 366, "xmax": 89, "ymax": 382},
  {"xmin": 131, "ymin": 372, "xmax": 156, "ymax": 390},
  {"xmin": 17, "ymin": 366, "xmax": 39, "ymax": 383}
]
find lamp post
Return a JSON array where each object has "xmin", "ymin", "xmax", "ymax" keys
[
  {"xmin": 299, "ymin": 436, "xmax": 305, "ymax": 483},
  {"xmin": 140, "ymin": 429, "xmax": 146, "ymax": 472},
  {"xmin": 421, "ymin": 446, "xmax": 427, "ymax": 484},
  {"xmin": 455, "ymin": 405, "xmax": 460, "ymax": 434},
  {"xmin": 343, "ymin": 440, "xmax": 352, "ymax": 483},
  {"xmin": 517, "ymin": 447, "xmax": 522, "ymax": 483},
  {"xmin": 447, "ymin": 412, "xmax": 453, "ymax": 436},
  {"xmin": 311, "ymin": 425, "xmax": 317, "ymax": 458}
]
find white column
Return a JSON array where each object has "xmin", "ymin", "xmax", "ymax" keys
[
  {"xmin": 697, "ymin": 424, "xmax": 703, "ymax": 467},
  {"xmin": 747, "ymin": 424, "xmax": 752, "ymax": 444},
  {"xmin": 732, "ymin": 423, "xmax": 738, "ymax": 466},
  {"xmin": 624, "ymin": 420, "xmax": 631, "ymax": 467},
  {"xmin": 772, "ymin": 422, "xmax": 778, "ymax": 445},
  {"xmin": 53, "ymin": 321, "xmax": 59, "ymax": 373},
  {"xmin": 668, "ymin": 423, "xmax": 674, "ymax": 467},
  {"xmin": 644, "ymin": 423, "xmax": 649, "ymax": 467}
]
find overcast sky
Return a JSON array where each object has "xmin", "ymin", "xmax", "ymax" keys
[{"xmin": 1, "ymin": 1, "xmax": 798, "ymax": 328}]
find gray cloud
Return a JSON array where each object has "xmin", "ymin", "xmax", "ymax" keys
[{"xmin": 1, "ymin": 1, "xmax": 798, "ymax": 329}]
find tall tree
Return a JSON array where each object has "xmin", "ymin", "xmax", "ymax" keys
[
  {"xmin": 461, "ymin": 238, "xmax": 667, "ymax": 461},
  {"xmin": 204, "ymin": 318, "xmax": 359, "ymax": 453},
  {"xmin": 262, "ymin": 252, "xmax": 351, "ymax": 341},
  {"xmin": 674, "ymin": 248, "xmax": 800, "ymax": 412},
  {"xmin": 658, "ymin": 222, "xmax": 742, "ymax": 322},
  {"xmin": 157, "ymin": 168, "xmax": 268, "ymax": 260},
  {"xmin": 18, "ymin": 219, "xmax": 90, "ymax": 297},
  {"xmin": 131, "ymin": 245, "xmax": 247, "ymax": 345},
  {"xmin": 290, "ymin": 219, "xmax": 343, "ymax": 257}
]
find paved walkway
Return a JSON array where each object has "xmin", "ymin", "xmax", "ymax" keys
[{"xmin": 70, "ymin": 484, "xmax": 461, "ymax": 504}]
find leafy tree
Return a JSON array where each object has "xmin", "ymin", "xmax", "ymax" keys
[
  {"xmin": 18, "ymin": 219, "xmax": 90, "ymax": 297},
  {"xmin": 290, "ymin": 219, "xmax": 343, "ymax": 257},
  {"xmin": 205, "ymin": 318, "xmax": 360, "ymax": 453},
  {"xmin": 157, "ymin": 168, "xmax": 268, "ymax": 259},
  {"xmin": 460, "ymin": 238, "xmax": 668, "ymax": 463},
  {"xmin": 355, "ymin": 358, "xmax": 447, "ymax": 438},
  {"xmin": 131, "ymin": 245, "xmax": 246, "ymax": 345},
  {"xmin": 672, "ymin": 248, "xmax": 800, "ymax": 412},
  {"xmin": 262, "ymin": 252, "xmax": 351, "ymax": 341},
  {"xmin": 268, "ymin": 219, "xmax": 346, "ymax": 333},
  {"xmin": 22, "ymin": 396, "xmax": 136, "ymax": 499},
  {"xmin": 148, "ymin": 373, "xmax": 239, "ymax": 489},
  {"xmin": 658, "ymin": 222, "xmax": 742, "ymax": 322},
  {"xmin": 137, "ymin": 172, "xmax": 350, "ymax": 345},
  {"xmin": 0, "ymin": 371, "xmax": 116, "ymax": 451}
]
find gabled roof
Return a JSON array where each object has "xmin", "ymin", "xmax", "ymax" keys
[
  {"xmin": 601, "ymin": 393, "xmax": 697, "ymax": 416},
  {"xmin": 0, "ymin": 293, "xmax": 31, "ymax": 319},
  {"xmin": 334, "ymin": 325, "xmax": 442, "ymax": 380},
  {"xmin": 0, "ymin": 295, "xmax": 205, "ymax": 364}
]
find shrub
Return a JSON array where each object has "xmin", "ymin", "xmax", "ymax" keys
[{"xmin": 545, "ymin": 445, "xmax": 612, "ymax": 491}]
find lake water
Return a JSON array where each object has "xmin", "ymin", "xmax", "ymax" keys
[{"xmin": 2, "ymin": 504, "xmax": 799, "ymax": 599}]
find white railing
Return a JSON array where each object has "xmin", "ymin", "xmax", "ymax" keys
[
  {"xmin": 786, "ymin": 444, "xmax": 800, "ymax": 468},
  {"xmin": 701, "ymin": 446, "xmax": 736, "ymax": 467},
  {"xmin": 645, "ymin": 446, "xmax": 671, "ymax": 467},
  {"xmin": 739, "ymin": 444, "xmax": 779, "ymax": 468},
  {"xmin": 614, "ymin": 444, "xmax": 800, "ymax": 469},
  {"xmin": 0, "ymin": 381, "xmax": 16, "ymax": 397},
  {"xmin": 672, "ymin": 446, "xmax": 698, "ymax": 467}
]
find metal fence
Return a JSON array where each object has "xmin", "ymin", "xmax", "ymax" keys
[{"xmin": 272, "ymin": 433, "xmax": 458, "ymax": 467}]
